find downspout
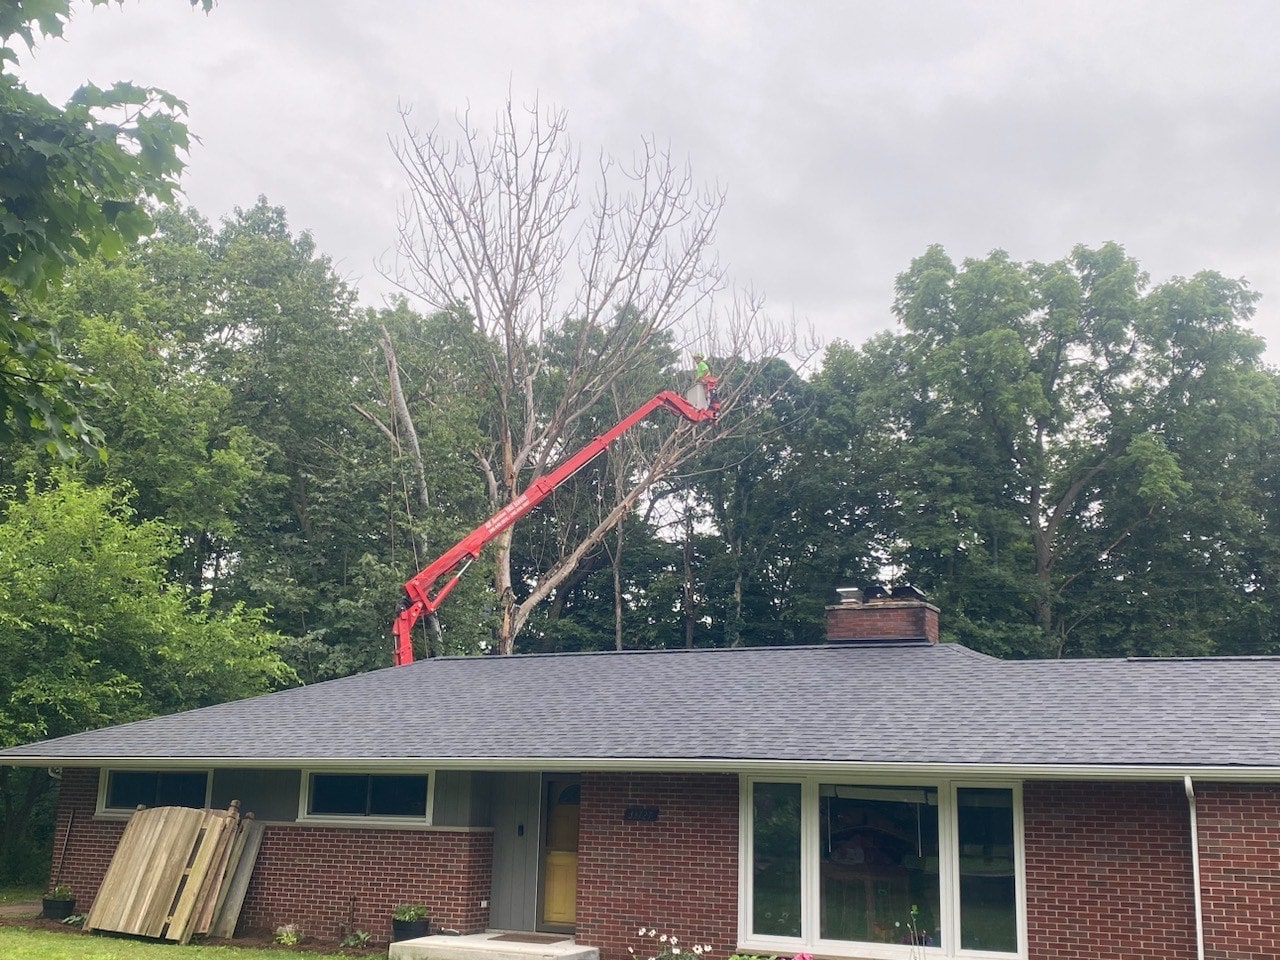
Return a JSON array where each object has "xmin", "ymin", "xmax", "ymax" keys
[{"xmin": 1184, "ymin": 776, "xmax": 1205, "ymax": 960}]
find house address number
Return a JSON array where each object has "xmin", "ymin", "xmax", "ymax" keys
[{"xmin": 623, "ymin": 805, "xmax": 659, "ymax": 821}]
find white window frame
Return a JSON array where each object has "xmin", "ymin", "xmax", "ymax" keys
[
  {"xmin": 96, "ymin": 768, "xmax": 213, "ymax": 818},
  {"xmin": 297, "ymin": 768, "xmax": 435, "ymax": 827},
  {"xmin": 739, "ymin": 776, "xmax": 1026, "ymax": 960}
]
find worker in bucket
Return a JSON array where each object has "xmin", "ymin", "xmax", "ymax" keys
[{"xmin": 693, "ymin": 352, "xmax": 711, "ymax": 383}]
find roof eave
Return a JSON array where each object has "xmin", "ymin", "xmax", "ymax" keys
[{"xmin": 10, "ymin": 754, "xmax": 1280, "ymax": 782}]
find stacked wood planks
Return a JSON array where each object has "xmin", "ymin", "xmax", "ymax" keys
[{"xmin": 84, "ymin": 801, "xmax": 265, "ymax": 943}]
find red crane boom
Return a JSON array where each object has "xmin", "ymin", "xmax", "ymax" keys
[{"xmin": 392, "ymin": 382, "xmax": 718, "ymax": 665}]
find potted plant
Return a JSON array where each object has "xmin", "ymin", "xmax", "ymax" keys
[
  {"xmin": 41, "ymin": 884, "xmax": 75, "ymax": 920},
  {"xmin": 391, "ymin": 903, "xmax": 430, "ymax": 941}
]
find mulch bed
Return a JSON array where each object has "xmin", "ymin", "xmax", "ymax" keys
[{"xmin": 0, "ymin": 915, "xmax": 384, "ymax": 955}]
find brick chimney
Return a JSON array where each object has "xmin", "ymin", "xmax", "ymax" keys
[{"xmin": 825, "ymin": 585, "xmax": 939, "ymax": 645}]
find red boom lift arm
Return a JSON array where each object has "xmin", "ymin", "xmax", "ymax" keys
[{"xmin": 392, "ymin": 382, "xmax": 718, "ymax": 665}]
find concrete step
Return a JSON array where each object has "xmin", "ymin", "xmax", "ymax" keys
[{"xmin": 390, "ymin": 932, "xmax": 599, "ymax": 960}]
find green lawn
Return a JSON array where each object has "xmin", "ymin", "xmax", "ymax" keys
[
  {"xmin": 0, "ymin": 927, "xmax": 359, "ymax": 959},
  {"xmin": 0, "ymin": 887, "xmax": 41, "ymax": 905}
]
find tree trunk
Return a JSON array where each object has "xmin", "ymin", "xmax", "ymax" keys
[
  {"xmin": 612, "ymin": 522, "xmax": 625, "ymax": 651},
  {"xmin": 380, "ymin": 326, "xmax": 429, "ymax": 516},
  {"xmin": 356, "ymin": 331, "xmax": 441, "ymax": 659},
  {"xmin": 493, "ymin": 527, "xmax": 516, "ymax": 655},
  {"xmin": 683, "ymin": 508, "xmax": 695, "ymax": 649},
  {"xmin": 730, "ymin": 563, "xmax": 744, "ymax": 647}
]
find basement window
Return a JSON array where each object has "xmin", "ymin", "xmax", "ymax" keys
[
  {"xmin": 99, "ymin": 769, "xmax": 211, "ymax": 814},
  {"xmin": 741, "ymin": 778, "xmax": 1024, "ymax": 959},
  {"xmin": 302, "ymin": 772, "xmax": 432, "ymax": 823}
]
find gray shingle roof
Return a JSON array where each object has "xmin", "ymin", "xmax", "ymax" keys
[{"xmin": 3, "ymin": 642, "xmax": 1279, "ymax": 770}]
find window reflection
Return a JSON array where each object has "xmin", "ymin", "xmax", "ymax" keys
[
  {"xmin": 752, "ymin": 782, "xmax": 802, "ymax": 937},
  {"xmin": 819, "ymin": 785, "xmax": 939, "ymax": 947},
  {"xmin": 958, "ymin": 788, "xmax": 1017, "ymax": 952}
]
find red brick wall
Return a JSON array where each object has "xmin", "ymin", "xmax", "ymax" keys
[
  {"xmin": 49, "ymin": 767, "xmax": 492, "ymax": 943},
  {"xmin": 825, "ymin": 600, "xmax": 939, "ymax": 643},
  {"xmin": 1195, "ymin": 782, "xmax": 1280, "ymax": 960},
  {"xmin": 238, "ymin": 822, "xmax": 492, "ymax": 940},
  {"xmin": 47, "ymin": 767, "xmax": 123, "ymax": 905},
  {"xmin": 1023, "ymin": 781, "xmax": 1197, "ymax": 960},
  {"xmin": 576, "ymin": 773, "xmax": 738, "ymax": 960}
]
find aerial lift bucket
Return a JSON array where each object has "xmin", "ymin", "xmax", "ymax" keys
[{"xmin": 685, "ymin": 381, "xmax": 710, "ymax": 410}]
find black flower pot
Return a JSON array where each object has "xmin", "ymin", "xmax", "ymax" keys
[
  {"xmin": 391, "ymin": 918, "xmax": 430, "ymax": 941},
  {"xmin": 41, "ymin": 897, "xmax": 75, "ymax": 920}
]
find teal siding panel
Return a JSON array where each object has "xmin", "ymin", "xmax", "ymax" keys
[
  {"xmin": 489, "ymin": 772, "xmax": 542, "ymax": 930},
  {"xmin": 211, "ymin": 768, "xmax": 302, "ymax": 821}
]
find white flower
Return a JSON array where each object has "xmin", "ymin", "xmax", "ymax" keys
[
  {"xmin": 671, "ymin": 937, "xmax": 679, "ymax": 945},
  {"xmin": 628, "ymin": 949, "xmax": 636, "ymax": 955},
  {"xmin": 660, "ymin": 935, "xmax": 668, "ymax": 943},
  {"xmin": 672, "ymin": 949, "xmax": 681, "ymax": 955},
  {"xmin": 638, "ymin": 929, "xmax": 648, "ymax": 937},
  {"xmin": 704, "ymin": 947, "xmax": 713, "ymax": 953},
  {"xmin": 693, "ymin": 947, "xmax": 703, "ymax": 956}
]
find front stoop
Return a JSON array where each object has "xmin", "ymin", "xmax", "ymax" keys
[{"xmin": 390, "ymin": 932, "xmax": 600, "ymax": 960}]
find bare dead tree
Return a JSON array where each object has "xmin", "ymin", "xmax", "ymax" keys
[
  {"xmin": 386, "ymin": 96, "xmax": 807, "ymax": 653},
  {"xmin": 352, "ymin": 324, "xmax": 449, "ymax": 656}
]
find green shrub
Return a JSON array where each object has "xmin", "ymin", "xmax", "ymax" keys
[{"xmin": 393, "ymin": 903, "xmax": 429, "ymax": 922}]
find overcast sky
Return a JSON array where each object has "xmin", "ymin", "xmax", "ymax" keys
[{"xmin": 17, "ymin": 0, "xmax": 1280, "ymax": 363}]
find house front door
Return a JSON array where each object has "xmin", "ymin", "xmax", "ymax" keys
[{"xmin": 540, "ymin": 776, "xmax": 580, "ymax": 928}]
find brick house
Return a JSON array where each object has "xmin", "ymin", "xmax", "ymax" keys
[{"xmin": 3, "ymin": 589, "xmax": 1279, "ymax": 960}]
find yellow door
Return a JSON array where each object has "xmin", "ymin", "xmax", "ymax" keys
[
  {"xmin": 542, "ymin": 779, "xmax": 580, "ymax": 926},
  {"xmin": 543, "ymin": 850, "xmax": 577, "ymax": 924}
]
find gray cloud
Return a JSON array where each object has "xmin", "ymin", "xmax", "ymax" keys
[{"xmin": 16, "ymin": 0, "xmax": 1280, "ymax": 359}]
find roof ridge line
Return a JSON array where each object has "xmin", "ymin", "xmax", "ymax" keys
[{"xmin": 428, "ymin": 641, "xmax": 957, "ymax": 663}]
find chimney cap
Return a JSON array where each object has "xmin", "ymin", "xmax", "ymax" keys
[
  {"xmin": 864, "ymin": 584, "xmax": 892, "ymax": 601},
  {"xmin": 835, "ymin": 587, "xmax": 864, "ymax": 604},
  {"xmin": 891, "ymin": 584, "xmax": 927, "ymax": 601}
]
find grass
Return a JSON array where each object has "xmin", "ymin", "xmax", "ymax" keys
[
  {"xmin": 0, "ymin": 926, "xmax": 356, "ymax": 959},
  {"xmin": 0, "ymin": 886, "xmax": 41, "ymax": 905}
]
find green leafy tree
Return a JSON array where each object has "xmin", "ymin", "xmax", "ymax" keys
[
  {"xmin": 197, "ymin": 204, "xmax": 361, "ymax": 582},
  {"xmin": 6, "ymin": 200, "xmax": 412, "ymax": 680},
  {"xmin": 1, "ymin": 0, "xmax": 208, "ymax": 455},
  {"xmin": 519, "ymin": 517, "xmax": 682, "ymax": 653},
  {"xmin": 872, "ymin": 242, "xmax": 1277, "ymax": 657},
  {"xmin": 691, "ymin": 358, "xmax": 825, "ymax": 647},
  {"xmin": 15, "ymin": 209, "xmax": 266, "ymax": 592},
  {"xmin": 0, "ymin": 471, "xmax": 293, "ymax": 743},
  {"xmin": 175, "ymin": 199, "xmax": 407, "ymax": 679},
  {"xmin": 1226, "ymin": 416, "xmax": 1280, "ymax": 654},
  {"xmin": 0, "ymin": 469, "xmax": 292, "ymax": 878}
]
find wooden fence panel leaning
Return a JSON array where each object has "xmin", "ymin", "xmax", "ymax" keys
[{"xmin": 84, "ymin": 801, "xmax": 262, "ymax": 943}]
